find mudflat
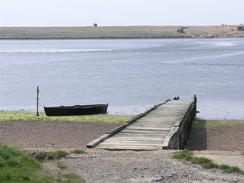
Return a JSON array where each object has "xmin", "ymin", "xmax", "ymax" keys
[
  {"xmin": 0, "ymin": 121, "xmax": 243, "ymax": 151},
  {"xmin": 187, "ymin": 124, "xmax": 244, "ymax": 151},
  {"xmin": 0, "ymin": 121, "xmax": 117, "ymax": 150},
  {"xmin": 0, "ymin": 25, "xmax": 244, "ymax": 39}
]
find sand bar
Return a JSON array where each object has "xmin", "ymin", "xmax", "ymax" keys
[{"xmin": 0, "ymin": 25, "xmax": 244, "ymax": 39}]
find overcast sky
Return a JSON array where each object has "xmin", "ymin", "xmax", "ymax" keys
[{"xmin": 1, "ymin": 0, "xmax": 243, "ymax": 26}]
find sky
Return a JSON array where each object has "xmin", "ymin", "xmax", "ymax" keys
[{"xmin": 0, "ymin": 0, "xmax": 243, "ymax": 26}]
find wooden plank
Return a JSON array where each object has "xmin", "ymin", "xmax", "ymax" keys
[
  {"xmin": 107, "ymin": 136, "xmax": 163, "ymax": 141},
  {"xmin": 114, "ymin": 134, "xmax": 166, "ymax": 138},
  {"xmin": 127, "ymin": 126, "xmax": 171, "ymax": 131},
  {"xmin": 86, "ymin": 134, "xmax": 110, "ymax": 148},
  {"xmin": 107, "ymin": 136, "xmax": 163, "ymax": 139},
  {"xmin": 98, "ymin": 143, "xmax": 163, "ymax": 147},
  {"xmin": 101, "ymin": 142, "xmax": 163, "ymax": 146},
  {"xmin": 97, "ymin": 145, "xmax": 161, "ymax": 150},
  {"xmin": 121, "ymin": 129, "xmax": 168, "ymax": 133},
  {"xmin": 104, "ymin": 139, "xmax": 163, "ymax": 143},
  {"xmin": 115, "ymin": 132, "xmax": 166, "ymax": 136}
]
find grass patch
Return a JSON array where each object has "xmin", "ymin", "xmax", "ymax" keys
[
  {"xmin": 56, "ymin": 161, "xmax": 67, "ymax": 169},
  {"xmin": 173, "ymin": 149, "xmax": 193, "ymax": 160},
  {"xmin": 218, "ymin": 164, "xmax": 243, "ymax": 174},
  {"xmin": 192, "ymin": 119, "xmax": 244, "ymax": 129},
  {"xmin": 0, "ymin": 111, "xmax": 132, "ymax": 124},
  {"xmin": 58, "ymin": 173, "xmax": 85, "ymax": 183},
  {"xmin": 191, "ymin": 157, "xmax": 218, "ymax": 169},
  {"xmin": 70, "ymin": 149, "xmax": 87, "ymax": 154},
  {"xmin": 0, "ymin": 143, "xmax": 85, "ymax": 183},
  {"xmin": 46, "ymin": 151, "xmax": 68, "ymax": 160},
  {"xmin": 173, "ymin": 150, "xmax": 244, "ymax": 175},
  {"xmin": 28, "ymin": 151, "xmax": 49, "ymax": 161}
]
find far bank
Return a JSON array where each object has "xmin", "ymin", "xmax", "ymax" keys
[{"xmin": 1, "ymin": 25, "xmax": 244, "ymax": 39}]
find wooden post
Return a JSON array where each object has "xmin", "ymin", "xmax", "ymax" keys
[
  {"xmin": 194, "ymin": 94, "xmax": 197, "ymax": 103},
  {"xmin": 37, "ymin": 86, "xmax": 39, "ymax": 116},
  {"xmin": 193, "ymin": 94, "xmax": 198, "ymax": 117}
]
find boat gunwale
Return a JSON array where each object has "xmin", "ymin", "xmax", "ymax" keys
[{"xmin": 44, "ymin": 103, "xmax": 108, "ymax": 110}]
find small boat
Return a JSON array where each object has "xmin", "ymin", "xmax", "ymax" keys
[{"xmin": 44, "ymin": 104, "xmax": 108, "ymax": 116}]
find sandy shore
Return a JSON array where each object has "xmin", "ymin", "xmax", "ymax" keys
[
  {"xmin": 0, "ymin": 121, "xmax": 117, "ymax": 150},
  {"xmin": 187, "ymin": 124, "xmax": 244, "ymax": 151},
  {"xmin": 0, "ymin": 121, "xmax": 243, "ymax": 151},
  {"xmin": 0, "ymin": 26, "xmax": 244, "ymax": 39}
]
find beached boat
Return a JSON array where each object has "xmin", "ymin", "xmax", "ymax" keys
[{"xmin": 44, "ymin": 104, "xmax": 108, "ymax": 116}]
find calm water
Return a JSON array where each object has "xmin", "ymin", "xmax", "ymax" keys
[{"xmin": 0, "ymin": 38, "xmax": 244, "ymax": 119}]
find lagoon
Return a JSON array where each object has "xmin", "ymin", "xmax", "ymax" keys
[{"xmin": 0, "ymin": 38, "xmax": 244, "ymax": 119}]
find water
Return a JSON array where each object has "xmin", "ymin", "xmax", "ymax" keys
[{"xmin": 0, "ymin": 38, "xmax": 244, "ymax": 119}]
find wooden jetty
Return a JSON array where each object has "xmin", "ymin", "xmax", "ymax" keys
[{"xmin": 87, "ymin": 97, "xmax": 197, "ymax": 150}]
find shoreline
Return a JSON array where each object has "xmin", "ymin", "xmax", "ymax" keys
[
  {"xmin": 0, "ymin": 25, "xmax": 244, "ymax": 39},
  {"xmin": 1, "ymin": 110, "xmax": 244, "ymax": 121},
  {"xmin": 0, "ymin": 119, "xmax": 243, "ymax": 151},
  {"xmin": 1, "ymin": 36, "xmax": 244, "ymax": 40}
]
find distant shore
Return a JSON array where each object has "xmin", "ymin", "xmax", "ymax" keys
[{"xmin": 0, "ymin": 25, "xmax": 244, "ymax": 39}]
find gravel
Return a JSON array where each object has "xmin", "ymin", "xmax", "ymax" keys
[
  {"xmin": 0, "ymin": 121, "xmax": 117, "ymax": 149},
  {"xmin": 60, "ymin": 151, "xmax": 244, "ymax": 183}
]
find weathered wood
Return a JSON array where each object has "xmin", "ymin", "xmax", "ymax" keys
[
  {"xmin": 98, "ymin": 144, "xmax": 162, "ymax": 151},
  {"xmin": 86, "ymin": 99, "xmax": 171, "ymax": 148},
  {"xmin": 86, "ymin": 134, "xmax": 110, "ymax": 148},
  {"xmin": 126, "ymin": 126, "xmax": 171, "ymax": 131},
  {"xmin": 87, "ymin": 97, "xmax": 197, "ymax": 150},
  {"xmin": 105, "ymin": 137, "xmax": 164, "ymax": 141},
  {"xmin": 163, "ymin": 98, "xmax": 197, "ymax": 149},
  {"xmin": 36, "ymin": 86, "xmax": 39, "ymax": 116},
  {"xmin": 101, "ymin": 141, "xmax": 163, "ymax": 145},
  {"xmin": 115, "ymin": 133, "xmax": 166, "ymax": 138}
]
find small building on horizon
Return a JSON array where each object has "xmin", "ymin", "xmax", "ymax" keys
[
  {"xmin": 93, "ymin": 23, "xmax": 98, "ymax": 27},
  {"xmin": 177, "ymin": 26, "xmax": 187, "ymax": 33},
  {"xmin": 237, "ymin": 25, "xmax": 244, "ymax": 31}
]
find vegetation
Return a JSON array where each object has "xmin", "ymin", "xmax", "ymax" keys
[
  {"xmin": 4, "ymin": 112, "xmax": 243, "ymax": 127},
  {"xmin": 0, "ymin": 111, "xmax": 132, "ymax": 124},
  {"xmin": 56, "ymin": 161, "xmax": 67, "ymax": 169},
  {"xmin": 28, "ymin": 151, "xmax": 49, "ymax": 161},
  {"xmin": 0, "ymin": 143, "xmax": 85, "ymax": 183},
  {"xmin": 70, "ymin": 149, "xmax": 87, "ymax": 154},
  {"xmin": 58, "ymin": 174, "xmax": 85, "ymax": 183},
  {"xmin": 46, "ymin": 151, "xmax": 68, "ymax": 160},
  {"xmin": 173, "ymin": 150, "xmax": 244, "ymax": 175},
  {"xmin": 192, "ymin": 119, "xmax": 244, "ymax": 129}
]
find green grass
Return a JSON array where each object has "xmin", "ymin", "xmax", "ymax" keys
[
  {"xmin": 192, "ymin": 119, "xmax": 244, "ymax": 129},
  {"xmin": 173, "ymin": 150, "xmax": 244, "ymax": 175},
  {"xmin": 56, "ymin": 161, "xmax": 67, "ymax": 169},
  {"xmin": 58, "ymin": 174, "xmax": 85, "ymax": 183},
  {"xmin": 70, "ymin": 149, "xmax": 87, "ymax": 154},
  {"xmin": 191, "ymin": 157, "xmax": 218, "ymax": 169},
  {"xmin": 218, "ymin": 164, "xmax": 243, "ymax": 174},
  {"xmin": 46, "ymin": 151, "xmax": 68, "ymax": 160},
  {"xmin": 0, "ymin": 111, "xmax": 132, "ymax": 124},
  {"xmin": 0, "ymin": 143, "xmax": 85, "ymax": 183}
]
